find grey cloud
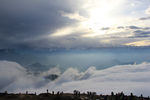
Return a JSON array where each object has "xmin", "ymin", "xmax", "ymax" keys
[
  {"xmin": 128, "ymin": 35, "xmax": 150, "ymax": 38},
  {"xmin": 117, "ymin": 26, "xmax": 124, "ymax": 29},
  {"xmin": 36, "ymin": 34, "xmax": 113, "ymax": 49},
  {"xmin": 134, "ymin": 30, "xmax": 150, "ymax": 35},
  {"xmin": 117, "ymin": 26, "xmax": 150, "ymax": 30},
  {"xmin": 127, "ymin": 26, "xmax": 141, "ymax": 29},
  {"xmin": 139, "ymin": 16, "xmax": 150, "ymax": 20},
  {"xmin": 101, "ymin": 27, "xmax": 110, "ymax": 30},
  {"xmin": 126, "ymin": 26, "xmax": 150, "ymax": 30},
  {"xmin": 117, "ymin": 25, "xmax": 150, "ymax": 30},
  {"xmin": 129, "ymin": 30, "xmax": 150, "ymax": 38},
  {"xmin": 0, "ymin": 0, "xmax": 87, "ymax": 49},
  {"xmin": 143, "ymin": 27, "xmax": 150, "ymax": 30}
]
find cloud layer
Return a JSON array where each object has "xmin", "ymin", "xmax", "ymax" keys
[
  {"xmin": 0, "ymin": 0, "xmax": 86, "ymax": 49},
  {"xmin": 1, "ymin": 0, "xmax": 150, "ymax": 48},
  {"xmin": 1, "ymin": 60, "xmax": 150, "ymax": 96}
]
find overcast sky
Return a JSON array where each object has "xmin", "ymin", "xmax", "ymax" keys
[{"xmin": 1, "ymin": 0, "xmax": 150, "ymax": 49}]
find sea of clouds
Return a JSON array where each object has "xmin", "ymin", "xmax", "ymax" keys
[{"xmin": 0, "ymin": 60, "xmax": 150, "ymax": 96}]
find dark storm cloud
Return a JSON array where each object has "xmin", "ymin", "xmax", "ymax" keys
[{"xmin": 0, "ymin": 0, "xmax": 86, "ymax": 49}]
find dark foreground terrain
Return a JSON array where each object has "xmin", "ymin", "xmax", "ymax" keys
[{"xmin": 0, "ymin": 90, "xmax": 149, "ymax": 100}]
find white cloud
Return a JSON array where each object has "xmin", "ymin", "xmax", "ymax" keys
[
  {"xmin": 47, "ymin": 62, "xmax": 150, "ymax": 96},
  {"xmin": 1, "ymin": 60, "xmax": 150, "ymax": 96},
  {"xmin": 145, "ymin": 6, "xmax": 150, "ymax": 15},
  {"xmin": 61, "ymin": 11, "xmax": 88, "ymax": 21},
  {"xmin": 0, "ymin": 61, "xmax": 27, "ymax": 90}
]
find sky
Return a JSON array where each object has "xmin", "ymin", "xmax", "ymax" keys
[{"xmin": 1, "ymin": 0, "xmax": 150, "ymax": 49}]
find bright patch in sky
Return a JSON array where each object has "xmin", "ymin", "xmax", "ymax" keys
[
  {"xmin": 48, "ymin": 0, "xmax": 150, "ymax": 48},
  {"xmin": 125, "ymin": 40, "xmax": 150, "ymax": 46},
  {"xmin": 84, "ymin": 0, "xmax": 122, "ymax": 29}
]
